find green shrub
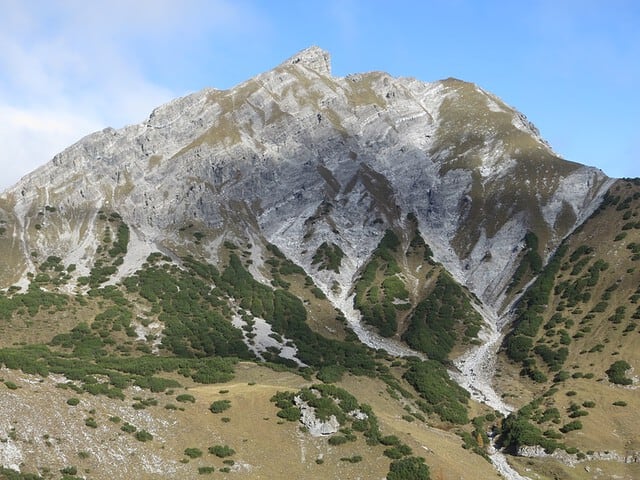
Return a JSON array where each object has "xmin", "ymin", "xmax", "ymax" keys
[
  {"xmin": 505, "ymin": 335, "xmax": 533, "ymax": 363},
  {"xmin": 386, "ymin": 456, "xmax": 430, "ymax": 480},
  {"xmin": 403, "ymin": 360, "xmax": 469, "ymax": 424},
  {"xmin": 606, "ymin": 360, "xmax": 633, "ymax": 385},
  {"xmin": 504, "ymin": 244, "xmax": 568, "ymax": 366},
  {"xmin": 125, "ymin": 258, "xmax": 249, "ymax": 361},
  {"xmin": 533, "ymin": 345, "xmax": 568, "ymax": 371},
  {"xmin": 339, "ymin": 455, "xmax": 362, "ymax": 463},
  {"xmin": 0, "ymin": 466, "xmax": 41, "ymax": 480},
  {"xmin": 311, "ymin": 287, "xmax": 326, "ymax": 299},
  {"xmin": 539, "ymin": 407, "xmax": 560, "ymax": 423},
  {"xmin": 560, "ymin": 421, "xmax": 583, "ymax": 433},
  {"xmin": 380, "ymin": 435, "xmax": 401, "ymax": 446},
  {"xmin": 384, "ymin": 447, "xmax": 405, "ymax": 459},
  {"xmin": 219, "ymin": 254, "xmax": 377, "ymax": 375},
  {"xmin": 508, "ymin": 231, "xmax": 543, "ymax": 292},
  {"xmin": 382, "ymin": 276, "xmax": 409, "ymax": 300},
  {"xmin": 316, "ymin": 365, "xmax": 345, "ymax": 383},
  {"xmin": 135, "ymin": 376, "xmax": 181, "ymax": 393},
  {"xmin": 208, "ymin": 445, "xmax": 235, "ymax": 458},
  {"xmin": 209, "ymin": 399, "xmax": 231, "ymax": 414},
  {"xmin": 311, "ymin": 242, "xmax": 344, "ymax": 273},
  {"xmin": 276, "ymin": 406, "xmax": 301, "ymax": 422},
  {"xmin": 328, "ymin": 435, "xmax": 349, "ymax": 446},
  {"xmin": 352, "ymin": 230, "xmax": 408, "ymax": 337},
  {"xmin": 184, "ymin": 448, "xmax": 203, "ymax": 459},
  {"xmin": 402, "ymin": 273, "xmax": 482, "ymax": 360},
  {"xmin": 500, "ymin": 414, "xmax": 544, "ymax": 449},
  {"xmin": 176, "ymin": 394, "xmax": 196, "ymax": 403},
  {"xmin": 120, "ymin": 423, "xmax": 136, "ymax": 433},
  {"xmin": 135, "ymin": 430, "xmax": 153, "ymax": 442}
]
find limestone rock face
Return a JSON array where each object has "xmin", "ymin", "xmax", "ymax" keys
[
  {"xmin": 295, "ymin": 395, "xmax": 340, "ymax": 437},
  {"xmin": 0, "ymin": 47, "xmax": 612, "ymax": 312}
]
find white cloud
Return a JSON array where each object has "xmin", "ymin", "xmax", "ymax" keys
[
  {"xmin": 0, "ymin": 0, "xmax": 265, "ymax": 191},
  {"xmin": 0, "ymin": 105, "xmax": 101, "ymax": 189}
]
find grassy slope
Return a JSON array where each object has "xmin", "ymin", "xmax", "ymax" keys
[
  {"xmin": 0, "ymin": 361, "xmax": 502, "ymax": 480},
  {"xmin": 432, "ymin": 79, "xmax": 584, "ymax": 260},
  {"xmin": 496, "ymin": 179, "xmax": 640, "ymax": 477}
]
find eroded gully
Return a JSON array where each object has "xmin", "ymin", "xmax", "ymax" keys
[{"xmin": 333, "ymin": 292, "xmax": 531, "ymax": 480}]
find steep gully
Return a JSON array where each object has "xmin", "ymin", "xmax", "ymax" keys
[{"xmin": 330, "ymin": 290, "xmax": 531, "ymax": 480}]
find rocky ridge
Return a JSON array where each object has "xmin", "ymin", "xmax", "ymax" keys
[{"xmin": 0, "ymin": 46, "xmax": 612, "ymax": 313}]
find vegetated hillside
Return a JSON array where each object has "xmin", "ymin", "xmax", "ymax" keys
[
  {"xmin": 0, "ymin": 223, "xmax": 502, "ymax": 480},
  {"xmin": 351, "ymin": 215, "xmax": 483, "ymax": 359},
  {"xmin": 495, "ymin": 178, "xmax": 640, "ymax": 478}
]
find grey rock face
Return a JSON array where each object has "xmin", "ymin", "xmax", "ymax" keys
[
  {"xmin": 295, "ymin": 394, "xmax": 341, "ymax": 437},
  {"xmin": 517, "ymin": 445, "xmax": 640, "ymax": 467},
  {"xmin": 284, "ymin": 45, "xmax": 332, "ymax": 76},
  {"xmin": 0, "ymin": 47, "xmax": 612, "ymax": 311}
]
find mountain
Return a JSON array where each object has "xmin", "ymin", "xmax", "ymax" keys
[
  {"xmin": 0, "ymin": 47, "xmax": 636, "ymax": 480},
  {"xmin": 0, "ymin": 46, "xmax": 611, "ymax": 307}
]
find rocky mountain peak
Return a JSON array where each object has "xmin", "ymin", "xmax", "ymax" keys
[
  {"xmin": 283, "ymin": 45, "xmax": 332, "ymax": 75},
  {"xmin": 0, "ymin": 48, "xmax": 613, "ymax": 312}
]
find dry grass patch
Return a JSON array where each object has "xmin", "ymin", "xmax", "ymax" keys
[
  {"xmin": 337, "ymin": 374, "xmax": 502, "ymax": 480},
  {"xmin": 190, "ymin": 366, "xmax": 391, "ymax": 479}
]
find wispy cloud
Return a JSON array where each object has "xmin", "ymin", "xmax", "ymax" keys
[
  {"xmin": 0, "ymin": 105, "xmax": 102, "ymax": 188},
  {"xmin": 0, "ymin": 0, "xmax": 264, "ymax": 190}
]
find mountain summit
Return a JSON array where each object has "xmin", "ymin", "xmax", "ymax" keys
[{"xmin": 284, "ymin": 45, "xmax": 332, "ymax": 75}]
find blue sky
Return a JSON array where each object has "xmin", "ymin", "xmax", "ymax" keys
[{"xmin": 1, "ymin": 0, "xmax": 638, "ymax": 190}]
